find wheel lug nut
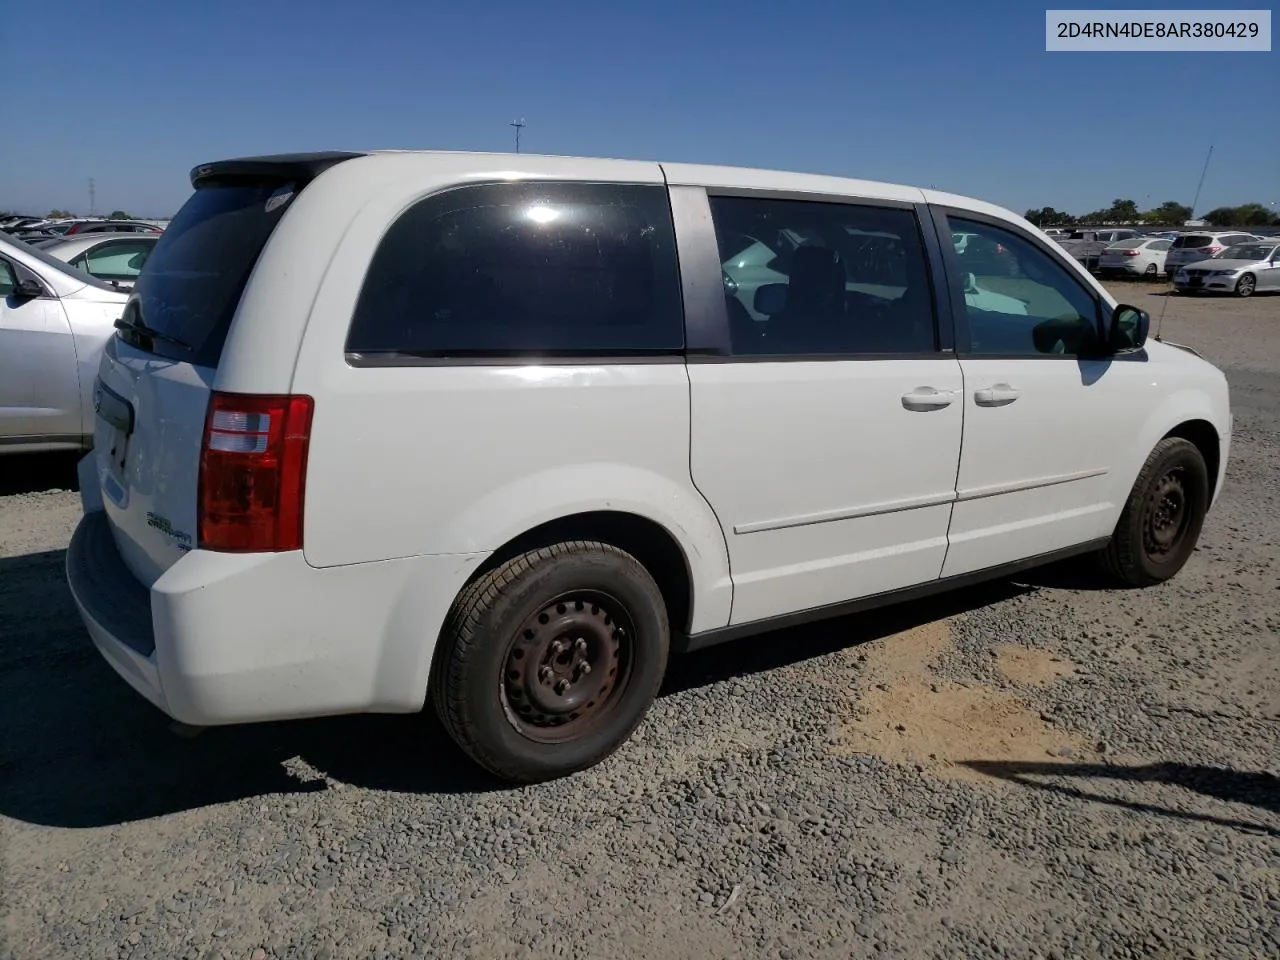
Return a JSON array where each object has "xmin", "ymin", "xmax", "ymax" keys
[
  {"xmin": 576, "ymin": 660, "xmax": 591, "ymax": 676},
  {"xmin": 554, "ymin": 679, "xmax": 569, "ymax": 695},
  {"xmin": 538, "ymin": 665, "xmax": 553, "ymax": 684},
  {"xmin": 575, "ymin": 638, "xmax": 587, "ymax": 654}
]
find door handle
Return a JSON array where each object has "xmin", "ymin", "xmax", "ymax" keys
[
  {"xmin": 974, "ymin": 383, "xmax": 1019, "ymax": 407},
  {"xmin": 901, "ymin": 387, "xmax": 955, "ymax": 412}
]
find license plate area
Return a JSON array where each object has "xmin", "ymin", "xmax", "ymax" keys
[{"xmin": 94, "ymin": 379, "xmax": 134, "ymax": 477}]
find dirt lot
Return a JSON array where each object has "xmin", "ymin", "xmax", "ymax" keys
[{"xmin": 2, "ymin": 283, "xmax": 1278, "ymax": 960}]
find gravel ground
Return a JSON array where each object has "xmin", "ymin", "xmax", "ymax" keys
[{"xmin": 2, "ymin": 282, "xmax": 1278, "ymax": 960}]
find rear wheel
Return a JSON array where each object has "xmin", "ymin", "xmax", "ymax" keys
[
  {"xmin": 431, "ymin": 541, "xmax": 669, "ymax": 783},
  {"xmin": 1144, "ymin": 263, "xmax": 1157, "ymax": 278},
  {"xmin": 1235, "ymin": 274, "xmax": 1256, "ymax": 297},
  {"xmin": 1099, "ymin": 437, "xmax": 1209, "ymax": 587}
]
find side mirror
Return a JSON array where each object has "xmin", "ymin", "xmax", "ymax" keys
[
  {"xmin": 12, "ymin": 278, "xmax": 43, "ymax": 300},
  {"xmin": 1109, "ymin": 303, "xmax": 1150, "ymax": 352},
  {"xmin": 754, "ymin": 283, "xmax": 787, "ymax": 317}
]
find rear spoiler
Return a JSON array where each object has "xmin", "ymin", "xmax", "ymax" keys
[{"xmin": 189, "ymin": 151, "xmax": 365, "ymax": 188}]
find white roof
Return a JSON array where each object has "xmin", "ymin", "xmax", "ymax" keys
[{"xmin": 352, "ymin": 149, "xmax": 1028, "ymax": 226}]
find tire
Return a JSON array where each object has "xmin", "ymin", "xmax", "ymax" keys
[
  {"xmin": 431, "ymin": 541, "xmax": 669, "ymax": 783},
  {"xmin": 1235, "ymin": 274, "xmax": 1256, "ymax": 298},
  {"xmin": 1099, "ymin": 437, "xmax": 1210, "ymax": 587},
  {"xmin": 1144, "ymin": 263, "xmax": 1157, "ymax": 279}
]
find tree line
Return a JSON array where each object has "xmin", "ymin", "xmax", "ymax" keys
[
  {"xmin": 1026, "ymin": 198, "xmax": 1280, "ymax": 228},
  {"xmin": 41, "ymin": 209, "xmax": 138, "ymax": 221}
]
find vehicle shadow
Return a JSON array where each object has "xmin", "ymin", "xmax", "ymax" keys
[
  {"xmin": 0, "ymin": 549, "xmax": 495, "ymax": 831},
  {"xmin": 963, "ymin": 760, "xmax": 1280, "ymax": 836},
  {"xmin": 0, "ymin": 452, "xmax": 81, "ymax": 496},
  {"xmin": 0, "ymin": 546, "xmax": 1028, "ymax": 829},
  {"xmin": 663, "ymin": 579, "xmax": 1028, "ymax": 696},
  {"xmin": 1009, "ymin": 555, "xmax": 1120, "ymax": 591}
]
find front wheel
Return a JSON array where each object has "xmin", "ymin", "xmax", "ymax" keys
[
  {"xmin": 1099, "ymin": 437, "xmax": 1210, "ymax": 587},
  {"xmin": 1235, "ymin": 274, "xmax": 1256, "ymax": 297},
  {"xmin": 431, "ymin": 541, "xmax": 669, "ymax": 783}
]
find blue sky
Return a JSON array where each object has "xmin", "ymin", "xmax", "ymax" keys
[{"xmin": 4, "ymin": 0, "xmax": 1276, "ymax": 218}]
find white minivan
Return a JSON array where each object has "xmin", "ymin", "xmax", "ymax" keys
[{"xmin": 66, "ymin": 151, "xmax": 1232, "ymax": 783}]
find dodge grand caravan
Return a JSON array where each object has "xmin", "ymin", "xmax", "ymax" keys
[{"xmin": 66, "ymin": 151, "xmax": 1232, "ymax": 783}]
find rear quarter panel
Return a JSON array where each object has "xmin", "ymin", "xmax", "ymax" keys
[{"xmin": 279, "ymin": 155, "xmax": 734, "ymax": 633}]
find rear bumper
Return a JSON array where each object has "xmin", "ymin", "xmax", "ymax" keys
[
  {"xmin": 66, "ymin": 510, "xmax": 486, "ymax": 726},
  {"xmin": 66, "ymin": 511, "xmax": 165, "ymax": 711}
]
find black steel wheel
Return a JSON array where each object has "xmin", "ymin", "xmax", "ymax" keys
[
  {"xmin": 432, "ymin": 541, "xmax": 669, "ymax": 783},
  {"xmin": 501, "ymin": 591, "xmax": 634, "ymax": 743},
  {"xmin": 1099, "ymin": 437, "xmax": 1210, "ymax": 587},
  {"xmin": 1141, "ymin": 467, "xmax": 1192, "ymax": 564}
]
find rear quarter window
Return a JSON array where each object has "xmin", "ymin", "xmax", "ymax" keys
[{"xmin": 346, "ymin": 182, "xmax": 684, "ymax": 360}]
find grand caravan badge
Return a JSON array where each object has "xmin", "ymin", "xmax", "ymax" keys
[{"xmin": 147, "ymin": 512, "xmax": 193, "ymax": 552}]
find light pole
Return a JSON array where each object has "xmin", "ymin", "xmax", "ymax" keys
[{"xmin": 510, "ymin": 119, "xmax": 526, "ymax": 154}]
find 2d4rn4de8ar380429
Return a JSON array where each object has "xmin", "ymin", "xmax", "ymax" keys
[{"xmin": 64, "ymin": 149, "xmax": 1231, "ymax": 784}]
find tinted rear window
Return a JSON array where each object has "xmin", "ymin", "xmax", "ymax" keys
[
  {"xmin": 346, "ymin": 182, "xmax": 684, "ymax": 360},
  {"xmin": 128, "ymin": 182, "xmax": 297, "ymax": 365},
  {"xmin": 1172, "ymin": 235, "xmax": 1211, "ymax": 248}
]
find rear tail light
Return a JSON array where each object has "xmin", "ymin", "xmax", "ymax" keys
[
  {"xmin": 1123, "ymin": 249, "xmax": 1141, "ymax": 256},
  {"xmin": 1205, "ymin": 245, "xmax": 1223, "ymax": 256},
  {"xmin": 198, "ymin": 392, "xmax": 314, "ymax": 552}
]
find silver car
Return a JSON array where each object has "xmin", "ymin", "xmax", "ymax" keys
[
  {"xmin": 39, "ymin": 234, "xmax": 158, "ymax": 290},
  {"xmin": 1163, "ymin": 230, "xmax": 1259, "ymax": 278},
  {"xmin": 1173, "ymin": 240, "xmax": 1280, "ymax": 297},
  {"xmin": 1, "ymin": 233, "xmax": 129, "ymax": 454}
]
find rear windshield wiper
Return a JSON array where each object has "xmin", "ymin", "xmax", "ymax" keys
[{"xmin": 114, "ymin": 316, "xmax": 193, "ymax": 351}]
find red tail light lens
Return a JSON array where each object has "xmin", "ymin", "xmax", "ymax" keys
[
  {"xmin": 1123, "ymin": 249, "xmax": 1140, "ymax": 256},
  {"xmin": 198, "ymin": 392, "xmax": 314, "ymax": 552},
  {"xmin": 1205, "ymin": 245, "xmax": 1223, "ymax": 256}
]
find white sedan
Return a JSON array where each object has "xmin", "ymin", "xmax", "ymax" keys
[
  {"xmin": 1098, "ymin": 236, "xmax": 1171, "ymax": 279},
  {"xmin": 36, "ymin": 233, "xmax": 159, "ymax": 290}
]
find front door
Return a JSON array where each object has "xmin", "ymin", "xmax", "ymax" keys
[
  {"xmin": 0, "ymin": 258, "xmax": 82, "ymax": 446},
  {"xmin": 677, "ymin": 188, "xmax": 964, "ymax": 626},
  {"xmin": 935, "ymin": 211, "xmax": 1141, "ymax": 578}
]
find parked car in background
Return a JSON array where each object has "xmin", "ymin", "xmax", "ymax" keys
[
  {"xmin": 1173, "ymin": 239, "xmax": 1280, "ymax": 297},
  {"xmin": 1042, "ymin": 227, "xmax": 1070, "ymax": 239},
  {"xmin": 67, "ymin": 220, "xmax": 164, "ymax": 236},
  {"xmin": 65, "ymin": 149, "xmax": 1230, "ymax": 785},
  {"xmin": 1056, "ymin": 228, "xmax": 1142, "ymax": 272},
  {"xmin": 40, "ymin": 234, "xmax": 158, "ymax": 290},
  {"xmin": 0, "ymin": 232, "xmax": 129, "ymax": 454},
  {"xmin": 13, "ymin": 219, "xmax": 97, "ymax": 240},
  {"xmin": 1, "ymin": 216, "xmax": 47, "ymax": 233},
  {"xmin": 13, "ymin": 230, "xmax": 61, "ymax": 244},
  {"xmin": 1164, "ymin": 231, "xmax": 1260, "ymax": 278},
  {"xmin": 1098, "ymin": 236, "xmax": 1171, "ymax": 278}
]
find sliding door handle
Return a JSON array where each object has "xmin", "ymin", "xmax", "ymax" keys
[
  {"xmin": 901, "ymin": 387, "xmax": 955, "ymax": 412},
  {"xmin": 974, "ymin": 383, "xmax": 1020, "ymax": 407}
]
